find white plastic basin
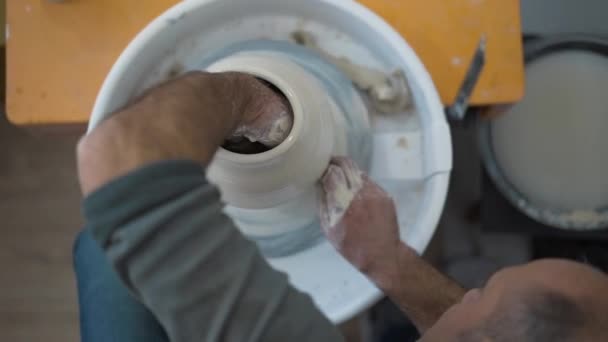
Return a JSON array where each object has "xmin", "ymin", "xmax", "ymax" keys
[{"xmin": 89, "ymin": 0, "xmax": 452, "ymax": 323}]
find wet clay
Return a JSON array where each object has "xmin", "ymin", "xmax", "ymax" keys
[
  {"xmin": 325, "ymin": 165, "xmax": 365, "ymax": 228},
  {"xmin": 292, "ymin": 30, "xmax": 412, "ymax": 113},
  {"xmin": 224, "ymin": 79, "xmax": 294, "ymax": 154}
]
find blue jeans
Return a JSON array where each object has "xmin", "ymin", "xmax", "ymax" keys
[{"xmin": 73, "ymin": 231, "xmax": 168, "ymax": 342}]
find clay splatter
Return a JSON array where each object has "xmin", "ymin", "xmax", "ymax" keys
[
  {"xmin": 292, "ymin": 30, "xmax": 412, "ymax": 113},
  {"xmin": 167, "ymin": 63, "xmax": 184, "ymax": 79},
  {"xmin": 166, "ymin": 13, "xmax": 187, "ymax": 26}
]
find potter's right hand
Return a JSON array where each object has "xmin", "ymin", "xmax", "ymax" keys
[
  {"xmin": 319, "ymin": 157, "xmax": 405, "ymax": 284},
  {"xmin": 320, "ymin": 158, "xmax": 468, "ymax": 334},
  {"xmin": 77, "ymin": 71, "xmax": 292, "ymax": 196}
]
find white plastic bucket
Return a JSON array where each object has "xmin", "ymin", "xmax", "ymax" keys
[{"xmin": 89, "ymin": 0, "xmax": 451, "ymax": 323}]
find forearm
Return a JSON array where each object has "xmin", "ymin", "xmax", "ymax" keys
[
  {"xmin": 318, "ymin": 160, "xmax": 464, "ymax": 332},
  {"xmin": 78, "ymin": 72, "xmax": 245, "ymax": 196},
  {"xmin": 372, "ymin": 243, "xmax": 466, "ymax": 333},
  {"xmin": 77, "ymin": 71, "xmax": 323, "ymax": 341},
  {"xmin": 84, "ymin": 161, "xmax": 343, "ymax": 342}
]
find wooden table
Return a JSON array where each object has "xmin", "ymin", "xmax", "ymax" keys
[{"xmin": 6, "ymin": 0, "xmax": 524, "ymax": 126}]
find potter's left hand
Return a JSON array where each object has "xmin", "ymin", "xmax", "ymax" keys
[
  {"xmin": 319, "ymin": 157, "xmax": 404, "ymax": 284},
  {"xmin": 229, "ymin": 80, "xmax": 293, "ymax": 147}
]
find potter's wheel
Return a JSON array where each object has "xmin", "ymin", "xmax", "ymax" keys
[{"xmin": 89, "ymin": 0, "xmax": 452, "ymax": 323}]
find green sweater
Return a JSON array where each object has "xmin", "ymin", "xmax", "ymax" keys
[{"xmin": 84, "ymin": 160, "xmax": 343, "ymax": 342}]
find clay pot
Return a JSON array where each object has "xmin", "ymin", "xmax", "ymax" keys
[
  {"xmin": 206, "ymin": 52, "xmax": 346, "ymax": 210},
  {"xmin": 205, "ymin": 52, "xmax": 354, "ymax": 240}
]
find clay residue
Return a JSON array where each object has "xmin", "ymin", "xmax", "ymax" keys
[
  {"xmin": 555, "ymin": 209, "xmax": 608, "ymax": 229},
  {"xmin": 264, "ymin": 113, "xmax": 292, "ymax": 145},
  {"xmin": 166, "ymin": 12, "xmax": 187, "ymax": 26},
  {"xmin": 397, "ymin": 137, "xmax": 409, "ymax": 149},
  {"xmin": 325, "ymin": 166, "xmax": 365, "ymax": 228},
  {"xmin": 167, "ymin": 63, "xmax": 184, "ymax": 79},
  {"xmin": 292, "ymin": 30, "xmax": 412, "ymax": 113}
]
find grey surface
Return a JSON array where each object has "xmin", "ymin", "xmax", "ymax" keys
[
  {"xmin": 437, "ymin": 125, "xmax": 531, "ymax": 288},
  {"xmin": 0, "ymin": 114, "xmax": 83, "ymax": 341},
  {"xmin": 522, "ymin": 0, "xmax": 608, "ymax": 36}
]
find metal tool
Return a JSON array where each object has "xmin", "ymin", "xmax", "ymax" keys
[{"xmin": 446, "ymin": 36, "xmax": 487, "ymax": 121}]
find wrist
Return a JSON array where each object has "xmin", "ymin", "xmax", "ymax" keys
[
  {"xmin": 367, "ymin": 242, "xmax": 418, "ymax": 292},
  {"xmin": 369, "ymin": 243, "xmax": 465, "ymax": 332},
  {"xmin": 77, "ymin": 118, "xmax": 134, "ymax": 196}
]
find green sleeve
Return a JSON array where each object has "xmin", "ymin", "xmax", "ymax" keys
[{"xmin": 83, "ymin": 160, "xmax": 343, "ymax": 342}]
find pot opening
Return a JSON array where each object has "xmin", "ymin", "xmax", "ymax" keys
[{"xmin": 223, "ymin": 79, "xmax": 294, "ymax": 155}]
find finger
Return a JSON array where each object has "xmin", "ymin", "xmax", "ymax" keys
[
  {"xmin": 318, "ymin": 190, "xmax": 331, "ymax": 231},
  {"xmin": 333, "ymin": 157, "xmax": 360, "ymax": 178},
  {"xmin": 332, "ymin": 156, "xmax": 357, "ymax": 170},
  {"xmin": 321, "ymin": 165, "xmax": 350, "ymax": 222},
  {"xmin": 240, "ymin": 78, "xmax": 294, "ymax": 147},
  {"xmin": 250, "ymin": 109, "xmax": 293, "ymax": 147},
  {"xmin": 342, "ymin": 161, "xmax": 364, "ymax": 191},
  {"xmin": 321, "ymin": 164, "xmax": 347, "ymax": 195},
  {"xmin": 322, "ymin": 165, "xmax": 367, "ymax": 228},
  {"xmin": 330, "ymin": 157, "xmax": 364, "ymax": 191},
  {"xmin": 330, "ymin": 156, "xmax": 348, "ymax": 163},
  {"xmin": 319, "ymin": 163, "xmax": 349, "ymax": 227}
]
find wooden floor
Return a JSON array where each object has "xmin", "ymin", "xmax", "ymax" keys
[
  {"xmin": 0, "ymin": 114, "xmax": 83, "ymax": 341},
  {"xmin": 0, "ymin": 115, "xmax": 368, "ymax": 342}
]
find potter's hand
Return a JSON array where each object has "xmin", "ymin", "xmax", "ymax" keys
[
  {"xmin": 319, "ymin": 157, "xmax": 403, "ymax": 283},
  {"xmin": 77, "ymin": 71, "xmax": 292, "ymax": 196},
  {"xmin": 319, "ymin": 157, "xmax": 466, "ymax": 333},
  {"xmin": 229, "ymin": 80, "xmax": 293, "ymax": 147}
]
